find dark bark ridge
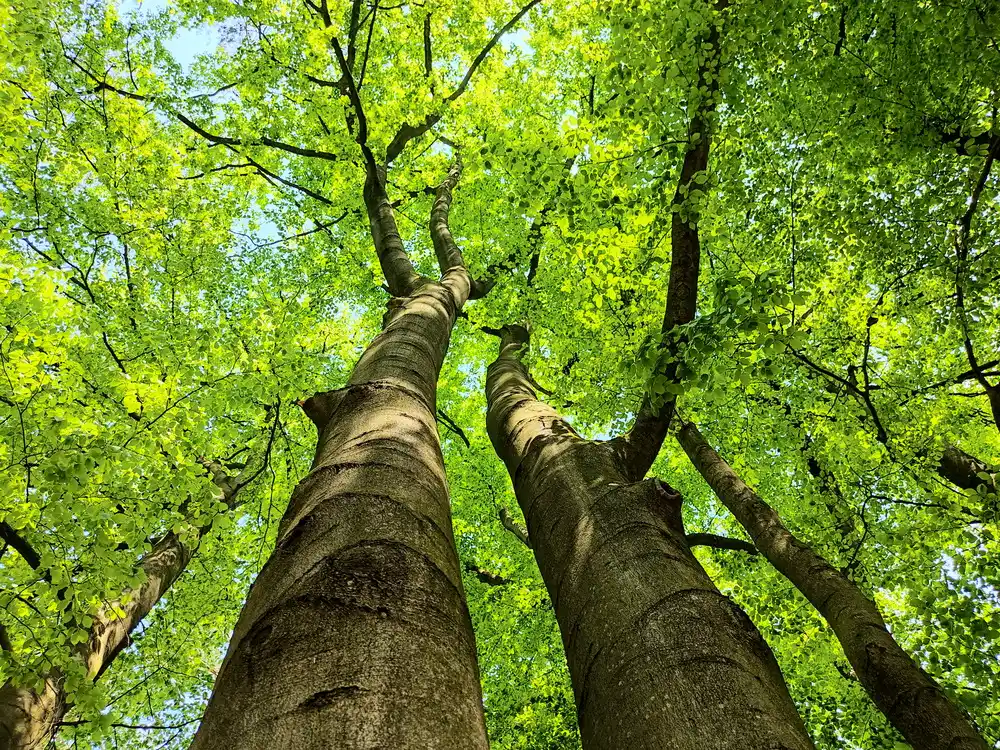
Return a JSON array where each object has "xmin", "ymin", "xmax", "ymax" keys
[
  {"xmin": 484, "ymin": 326, "xmax": 814, "ymax": 750},
  {"xmin": 677, "ymin": 421, "xmax": 989, "ymax": 750},
  {"xmin": 191, "ymin": 154, "xmax": 491, "ymax": 750}
]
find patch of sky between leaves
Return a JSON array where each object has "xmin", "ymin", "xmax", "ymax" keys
[
  {"xmin": 118, "ymin": 0, "xmax": 533, "ymax": 73},
  {"xmin": 118, "ymin": 0, "xmax": 220, "ymax": 73}
]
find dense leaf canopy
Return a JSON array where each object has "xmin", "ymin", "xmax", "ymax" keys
[{"xmin": 1, "ymin": 0, "xmax": 998, "ymax": 747}]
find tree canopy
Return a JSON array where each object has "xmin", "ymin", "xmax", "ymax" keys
[{"xmin": 1, "ymin": 0, "xmax": 998, "ymax": 747}]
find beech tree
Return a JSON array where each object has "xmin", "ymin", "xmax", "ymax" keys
[{"xmin": 2, "ymin": 0, "xmax": 999, "ymax": 748}]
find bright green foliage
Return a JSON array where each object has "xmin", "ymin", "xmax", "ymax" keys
[{"xmin": 1, "ymin": 0, "xmax": 998, "ymax": 748}]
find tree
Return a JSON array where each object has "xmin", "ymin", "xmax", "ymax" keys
[{"xmin": 2, "ymin": 0, "xmax": 1000, "ymax": 748}]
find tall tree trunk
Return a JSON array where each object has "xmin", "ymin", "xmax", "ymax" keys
[
  {"xmin": 191, "ymin": 159, "xmax": 490, "ymax": 750},
  {"xmin": 677, "ymin": 422, "xmax": 989, "ymax": 750},
  {"xmin": 0, "ymin": 457, "xmax": 262, "ymax": 750},
  {"xmin": 484, "ymin": 326, "xmax": 814, "ymax": 750}
]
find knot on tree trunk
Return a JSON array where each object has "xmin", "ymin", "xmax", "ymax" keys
[
  {"xmin": 645, "ymin": 477, "xmax": 685, "ymax": 534},
  {"xmin": 298, "ymin": 389, "xmax": 347, "ymax": 431}
]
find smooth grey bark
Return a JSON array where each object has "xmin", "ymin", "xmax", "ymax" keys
[
  {"xmin": 190, "ymin": 159, "xmax": 490, "ymax": 750},
  {"xmin": 485, "ymin": 325, "xmax": 814, "ymax": 750},
  {"xmin": 678, "ymin": 422, "xmax": 989, "ymax": 750},
  {"xmin": 0, "ymin": 458, "xmax": 258, "ymax": 750}
]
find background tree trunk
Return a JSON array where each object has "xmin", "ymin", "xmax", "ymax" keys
[
  {"xmin": 0, "ymin": 457, "xmax": 262, "ymax": 750},
  {"xmin": 678, "ymin": 421, "xmax": 989, "ymax": 750}
]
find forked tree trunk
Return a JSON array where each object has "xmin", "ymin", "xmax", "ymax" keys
[
  {"xmin": 191, "ymin": 162, "xmax": 490, "ymax": 750},
  {"xmin": 484, "ymin": 326, "xmax": 814, "ymax": 750},
  {"xmin": 677, "ymin": 422, "xmax": 989, "ymax": 750},
  {"xmin": 0, "ymin": 459, "xmax": 258, "ymax": 750}
]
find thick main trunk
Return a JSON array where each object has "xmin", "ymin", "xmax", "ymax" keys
[
  {"xmin": 0, "ymin": 681, "xmax": 61, "ymax": 750},
  {"xmin": 678, "ymin": 422, "xmax": 989, "ymax": 750},
  {"xmin": 191, "ymin": 272, "xmax": 489, "ymax": 750},
  {"xmin": 485, "ymin": 328, "xmax": 813, "ymax": 750}
]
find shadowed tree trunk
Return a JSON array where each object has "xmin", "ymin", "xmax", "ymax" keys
[
  {"xmin": 0, "ymin": 454, "xmax": 268, "ymax": 750},
  {"xmin": 484, "ymin": 325, "xmax": 813, "ymax": 750},
  {"xmin": 190, "ymin": 157, "xmax": 491, "ymax": 750},
  {"xmin": 677, "ymin": 421, "xmax": 989, "ymax": 750}
]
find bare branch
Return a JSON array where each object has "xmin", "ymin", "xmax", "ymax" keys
[
  {"xmin": 346, "ymin": 0, "xmax": 364, "ymax": 71},
  {"xmin": 686, "ymin": 532, "xmax": 758, "ymax": 555},
  {"xmin": 436, "ymin": 408, "xmax": 470, "ymax": 448},
  {"xmin": 445, "ymin": 0, "xmax": 542, "ymax": 104},
  {"xmin": 423, "ymin": 13, "xmax": 433, "ymax": 78},
  {"xmin": 953, "ymin": 136, "xmax": 1000, "ymax": 431},
  {"xmin": 384, "ymin": 0, "xmax": 541, "ymax": 165},
  {"xmin": 499, "ymin": 506, "xmax": 531, "ymax": 549},
  {"xmin": 331, "ymin": 36, "xmax": 378, "ymax": 174}
]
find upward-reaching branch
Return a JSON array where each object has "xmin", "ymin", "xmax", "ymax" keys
[
  {"xmin": 423, "ymin": 13, "xmax": 433, "ymax": 79},
  {"xmin": 612, "ymin": 0, "xmax": 728, "ymax": 479},
  {"xmin": 346, "ymin": 0, "xmax": 364, "ymax": 71},
  {"xmin": 331, "ymin": 36, "xmax": 378, "ymax": 175},
  {"xmin": 430, "ymin": 152, "xmax": 493, "ymax": 299},
  {"xmin": 954, "ymin": 136, "xmax": 1000, "ymax": 432},
  {"xmin": 384, "ymin": 0, "xmax": 543, "ymax": 165}
]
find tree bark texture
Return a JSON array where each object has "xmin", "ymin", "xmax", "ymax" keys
[
  {"xmin": 191, "ymin": 161, "xmax": 489, "ymax": 750},
  {"xmin": 677, "ymin": 422, "xmax": 989, "ymax": 750},
  {"xmin": 938, "ymin": 444, "xmax": 997, "ymax": 498},
  {"xmin": 485, "ymin": 326, "xmax": 814, "ymax": 750}
]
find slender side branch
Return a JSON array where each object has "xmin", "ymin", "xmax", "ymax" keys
[
  {"xmin": 346, "ymin": 0, "xmax": 364, "ymax": 71},
  {"xmin": 436, "ymin": 408, "xmax": 470, "ymax": 448},
  {"xmin": 499, "ymin": 506, "xmax": 531, "ymax": 548},
  {"xmin": 423, "ymin": 13, "xmax": 433, "ymax": 78},
  {"xmin": 611, "ymin": 0, "xmax": 728, "ymax": 479},
  {"xmin": 954, "ymin": 136, "xmax": 1000, "ymax": 432},
  {"xmin": 331, "ymin": 37, "xmax": 378, "ymax": 174},
  {"xmin": 677, "ymin": 421, "xmax": 989, "ymax": 750},
  {"xmin": 686, "ymin": 532, "xmax": 757, "ymax": 555},
  {"xmin": 445, "ymin": 0, "xmax": 542, "ymax": 104},
  {"xmin": 384, "ymin": 0, "xmax": 542, "ymax": 165}
]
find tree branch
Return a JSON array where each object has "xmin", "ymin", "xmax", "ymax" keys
[
  {"xmin": 436, "ymin": 408, "xmax": 470, "ymax": 448},
  {"xmin": 445, "ymin": 0, "xmax": 542, "ymax": 104},
  {"xmin": 954, "ymin": 136, "xmax": 1000, "ymax": 431},
  {"xmin": 384, "ymin": 0, "xmax": 541, "ymax": 165},
  {"xmin": 612, "ymin": 0, "xmax": 728, "ymax": 479},
  {"xmin": 499, "ymin": 506, "xmax": 531, "ymax": 548},
  {"xmin": 0, "ymin": 521, "xmax": 42, "ymax": 570},
  {"xmin": 686, "ymin": 532, "xmax": 758, "ymax": 555}
]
